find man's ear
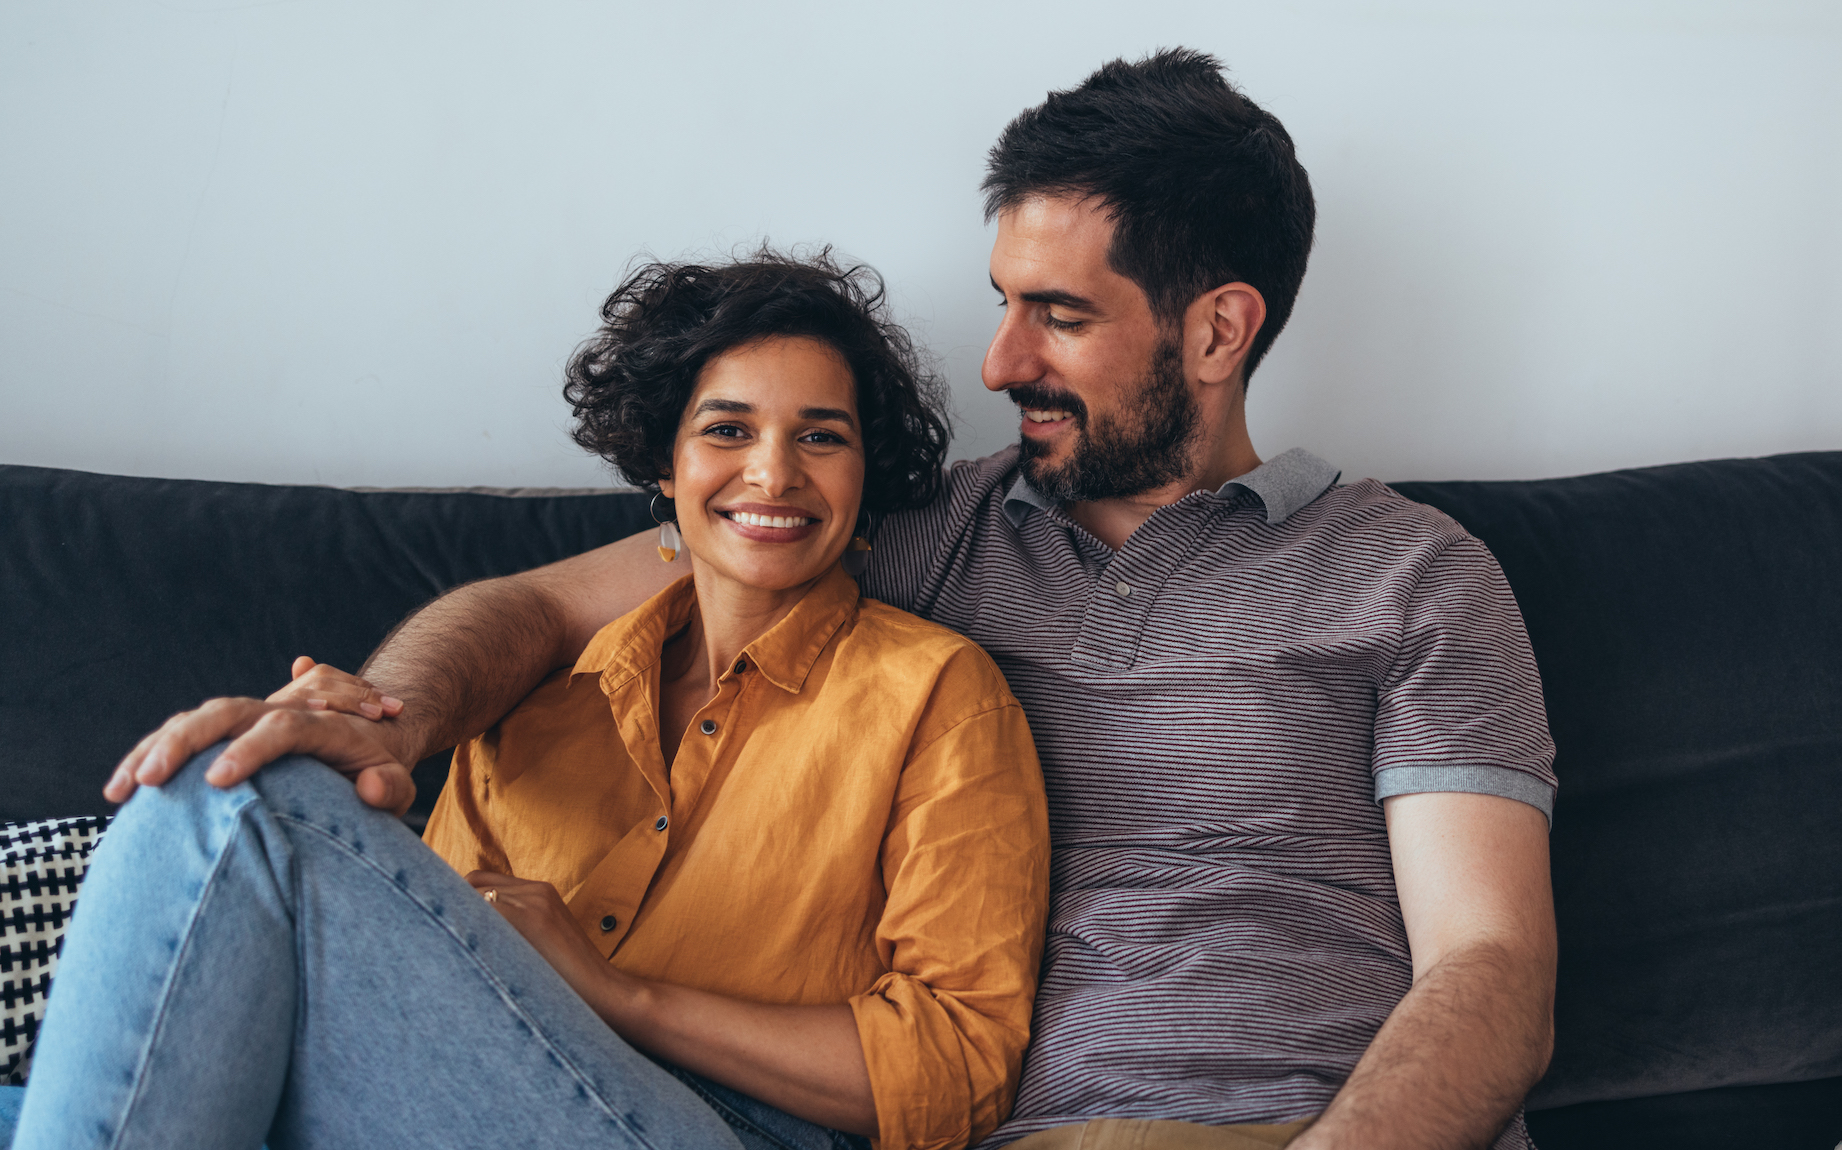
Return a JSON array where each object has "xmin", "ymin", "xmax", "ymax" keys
[{"xmin": 1187, "ymin": 282, "xmax": 1267, "ymax": 388}]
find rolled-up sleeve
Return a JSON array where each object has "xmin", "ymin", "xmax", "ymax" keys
[{"xmin": 848, "ymin": 681, "xmax": 1050, "ymax": 1150}]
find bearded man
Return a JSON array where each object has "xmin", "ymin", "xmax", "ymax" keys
[{"xmin": 119, "ymin": 49, "xmax": 1558, "ymax": 1150}]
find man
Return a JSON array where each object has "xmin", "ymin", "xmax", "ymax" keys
[{"xmin": 119, "ymin": 49, "xmax": 1557, "ymax": 1150}]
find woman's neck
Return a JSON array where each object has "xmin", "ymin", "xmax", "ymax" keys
[{"xmin": 660, "ymin": 564, "xmax": 823, "ymax": 697}]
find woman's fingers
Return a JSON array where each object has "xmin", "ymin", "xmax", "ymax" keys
[
  {"xmin": 353, "ymin": 762, "xmax": 418, "ymax": 818},
  {"xmin": 107, "ymin": 697, "xmax": 415, "ymax": 815},
  {"xmin": 125, "ymin": 698, "xmax": 267, "ymax": 788},
  {"xmin": 211, "ymin": 708, "xmax": 410, "ymax": 801},
  {"xmin": 266, "ymin": 659, "xmax": 403, "ymax": 720}
]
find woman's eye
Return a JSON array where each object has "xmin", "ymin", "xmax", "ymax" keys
[
  {"xmin": 704, "ymin": 423, "xmax": 746, "ymax": 439},
  {"xmin": 800, "ymin": 430, "xmax": 847, "ymax": 445}
]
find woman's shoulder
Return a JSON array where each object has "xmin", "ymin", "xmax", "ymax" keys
[{"xmin": 841, "ymin": 598, "xmax": 1020, "ymax": 711}]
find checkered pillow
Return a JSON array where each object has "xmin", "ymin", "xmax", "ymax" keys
[{"xmin": 2, "ymin": 816, "xmax": 108, "ymax": 1085}]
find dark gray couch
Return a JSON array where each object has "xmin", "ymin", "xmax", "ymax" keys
[{"xmin": 4, "ymin": 454, "xmax": 1839, "ymax": 1148}]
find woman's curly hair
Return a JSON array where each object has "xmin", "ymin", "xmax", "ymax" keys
[{"xmin": 565, "ymin": 247, "xmax": 950, "ymax": 523}]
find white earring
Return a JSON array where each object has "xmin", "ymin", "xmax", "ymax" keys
[{"xmin": 650, "ymin": 493, "xmax": 680, "ymax": 563}]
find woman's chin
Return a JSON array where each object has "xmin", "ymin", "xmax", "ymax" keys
[{"xmin": 689, "ymin": 550, "xmax": 845, "ymax": 596}]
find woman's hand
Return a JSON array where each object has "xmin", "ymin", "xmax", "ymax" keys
[
  {"xmin": 269, "ymin": 656, "xmax": 404, "ymax": 721},
  {"xmin": 467, "ymin": 872, "xmax": 641, "ymax": 1011}
]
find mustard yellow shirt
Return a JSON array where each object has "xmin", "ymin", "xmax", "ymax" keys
[{"xmin": 424, "ymin": 565, "xmax": 1050, "ymax": 1150}]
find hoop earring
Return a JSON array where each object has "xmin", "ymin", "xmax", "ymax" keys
[{"xmin": 650, "ymin": 492, "xmax": 680, "ymax": 564}]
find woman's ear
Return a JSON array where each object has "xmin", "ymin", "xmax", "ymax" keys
[{"xmin": 657, "ymin": 473, "xmax": 674, "ymax": 499}]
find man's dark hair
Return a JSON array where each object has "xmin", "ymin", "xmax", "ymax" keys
[
  {"xmin": 565, "ymin": 247, "xmax": 950, "ymax": 520},
  {"xmin": 982, "ymin": 48, "xmax": 1315, "ymax": 384}
]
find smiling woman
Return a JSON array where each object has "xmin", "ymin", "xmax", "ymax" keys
[{"xmin": 8, "ymin": 251, "xmax": 1050, "ymax": 1150}]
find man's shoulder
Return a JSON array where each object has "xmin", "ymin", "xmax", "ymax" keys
[
  {"xmin": 1295, "ymin": 476, "xmax": 1483, "ymax": 555},
  {"xmin": 938, "ymin": 444, "xmax": 1025, "ymax": 514}
]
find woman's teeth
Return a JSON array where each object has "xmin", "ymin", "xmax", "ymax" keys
[
  {"xmin": 1024, "ymin": 410, "xmax": 1071, "ymax": 423},
  {"xmin": 726, "ymin": 511, "xmax": 815, "ymax": 528}
]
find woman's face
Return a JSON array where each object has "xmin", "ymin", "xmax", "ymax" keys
[{"xmin": 659, "ymin": 336, "xmax": 865, "ymax": 594}]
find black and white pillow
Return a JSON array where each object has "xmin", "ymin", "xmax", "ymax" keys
[{"xmin": 2, "ymin": 816, "xmax": 108, "ymax": 1085}]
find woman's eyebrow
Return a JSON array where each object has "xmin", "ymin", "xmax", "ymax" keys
[
  {"xmin": 692, "ymin": 398, "xmax": 753, "ymax": 416},
  {"xmin": 801, "ymin": 406, "xmax": 856, "ymax": 428}
]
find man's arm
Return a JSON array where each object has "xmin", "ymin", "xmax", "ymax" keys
[
  {"xmin": 353, "ymin": 530, "xmax": 687, "ymax": 763},
  {"xmin": 1292, "ymin": 791, "xmax": 1556, "ymax": 1150},
  {"xmin": 109, "ymin": 530, "xmax": 687, "ymax": 808}
]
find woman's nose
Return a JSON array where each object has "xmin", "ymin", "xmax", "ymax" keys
[{"xmin": 743, "ymin": 438, "xmax": 803, "ymax": 495}]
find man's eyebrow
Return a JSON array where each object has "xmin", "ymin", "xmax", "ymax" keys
[
  {"xmin": 800, "ymin": 406, "xmax": 856, "ymax": 428},
  {"xmin": 988, "ymin": 276, "xmax": 1100, "ymax": 313}
]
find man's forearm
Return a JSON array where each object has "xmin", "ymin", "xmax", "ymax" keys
[
  {"xmin": 358, "ymin": 576, "xmax": 577, "ymax": 765},
  {"xmin": 355, "ymin": 531, "xmax": 690, "ymax": 764},
  {"xmin": 1294, "ymin": 941, "xmax": 1554, "ymax": 1150}
]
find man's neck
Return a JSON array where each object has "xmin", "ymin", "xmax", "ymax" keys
[{"xmin": 1068, "ymin": 424, "xmax": 1262, "ymax": 552}]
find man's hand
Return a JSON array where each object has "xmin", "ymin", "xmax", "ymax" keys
[{"xmin": 107, "ymin": 696, "xmax": 418, "ymax": 816}]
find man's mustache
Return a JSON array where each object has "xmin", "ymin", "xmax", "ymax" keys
[{"xmin": 1005, "ymin": 385, "xmax": 1088, "ymax": 423}]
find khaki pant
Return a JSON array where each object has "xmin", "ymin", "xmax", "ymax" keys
[{"xmin": 1008, "ymin": 1116, "xmax": 1315, "ymax": 1150}]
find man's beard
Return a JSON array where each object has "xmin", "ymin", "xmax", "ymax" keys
[{"xmin": 1013, "ymin": 336, "xmax": 1202, "ymax": 504}]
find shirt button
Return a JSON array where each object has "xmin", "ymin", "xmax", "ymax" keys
[
  {"xmin": 1114, "ymin": 580, "xmax": 1132, "ymax": 598},
  {"xmin": 599, "ymin": 914, "xmax": 617, "ymax": 932},
  {"xmin": 700, "ymin": 719, "xmax": 717, "ymax": 735},
  {"xmin": 734, "ymin": 659, "xmax": 747, "ymax": 674},
  {"xmin": 654, "ymin": 815, "xmax": 669, "ymax": 832}
]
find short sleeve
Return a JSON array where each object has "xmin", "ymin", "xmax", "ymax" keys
[{"xmin": 1372, "ymin": 536, "xmax": 1558, "ymax": 821}]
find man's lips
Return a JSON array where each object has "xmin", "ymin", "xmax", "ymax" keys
[{"xmin": 1017, "ymin": 406, "xmax": 1077, "ymax": 438}]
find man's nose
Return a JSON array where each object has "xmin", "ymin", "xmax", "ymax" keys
[{"xmin": 982, "ymin": 306, "xmax": 1043, "ymax": 394}]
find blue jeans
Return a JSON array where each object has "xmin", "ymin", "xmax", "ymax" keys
[{"xmin": 2, "ymin": 748, "xmax": 869, "ymax": 1150}]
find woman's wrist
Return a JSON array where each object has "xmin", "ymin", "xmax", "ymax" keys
[{"xmin": 590, "ymin": 966, "xmax": 661, "ymax": 1038}]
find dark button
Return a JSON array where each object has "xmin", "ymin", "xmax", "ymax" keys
[
  {"xmin": 734, "ymin": 659, "xmax": 747, "ymax": 674},
  {"xmin": 599, "ymin": 914, "xmax": 617, "ymax": 932},
  {"xmin": 654, "ymin": 815, "xmax": 669, "ymax": 832},
  {"xmin": 699, "ymin": 719, "xmax": 717, "ymax": 735}
]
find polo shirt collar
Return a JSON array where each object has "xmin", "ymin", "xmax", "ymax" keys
[
  {"xmin": 573, "ymin": 563, "xmax": 861, "ymax": 696},
  {"xmin": 1002, "ymin": 446, "xmax": 1341, "ymax": 528}
]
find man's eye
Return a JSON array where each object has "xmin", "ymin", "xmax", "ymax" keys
[{"xmin": 1045, "ymin": 313, "xmax": 1084, "ymax": 331}]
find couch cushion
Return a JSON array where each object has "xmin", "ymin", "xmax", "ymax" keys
[
  {"xmin": 0, "ymin": 465, "xmax": 653, "ymax": 825},
  {"xmin": 1395, "ymin": 451, "xmax": 1842, "ymax": 1114}
]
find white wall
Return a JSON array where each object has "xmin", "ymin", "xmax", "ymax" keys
[{"xmin": 2, "ymin": 0, "xmax": 1837, "ymax": 489}]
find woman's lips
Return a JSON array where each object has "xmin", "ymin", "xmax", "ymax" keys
[{"xmin": 717, "ymin": 508, "xmax": 821, "ymax": 542}]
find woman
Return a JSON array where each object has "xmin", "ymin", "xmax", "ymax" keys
[{"xmin": 10, "ymin": 251, "xmax": 1050, "ymax": 1150}]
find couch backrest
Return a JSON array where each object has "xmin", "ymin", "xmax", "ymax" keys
[
  {"xmin": 0, "ymin": 465, "xmax": 654, "ymax": 825},
  {"xmin": 1395, "ymin": 452, "xmax": 1842, "ymax": 1111}
]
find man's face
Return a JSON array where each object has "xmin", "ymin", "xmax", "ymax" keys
[{"xmin": 984, "ymin": 194, "xmax": 1201, "ymax": 503}]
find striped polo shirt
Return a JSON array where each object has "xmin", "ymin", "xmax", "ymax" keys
[{"xmin": 862, "ymin": 446, "xmax": 1556, "ymax": 1150}]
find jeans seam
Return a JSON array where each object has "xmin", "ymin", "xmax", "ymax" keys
[
  {"xmin": 111, "ymin": 794, "xmax": 264, "ymax": 1150},
  {"xmin": 274, "ymin": 811, "xmax": 669, "ymax": 1150}
]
